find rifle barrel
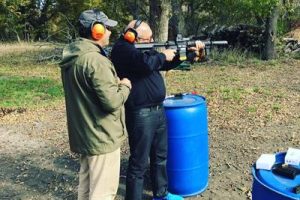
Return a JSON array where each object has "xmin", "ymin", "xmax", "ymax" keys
[
  {"xmin": 203, "ymin": 41, "xmax": 228, "ymax": 46},
  {"xmin": 188, "ymin": 40, "xmax": 228, "ymax": 46},
  {"xmin": 134, "ymin": 40, "xmax": 228, "ymax": 50},
  {"xmin": 134, "ymin": 43, "xmax": 167, "ymax": 49}
]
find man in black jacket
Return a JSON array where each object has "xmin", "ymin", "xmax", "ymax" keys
[{"xmin": 111, "ymin": 20, "xmax": 204, "ymax": 200}]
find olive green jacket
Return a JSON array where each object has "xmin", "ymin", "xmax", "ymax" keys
[{"xmin": 60, "ymin": 38, "xmax": 130, "ymax": 155}]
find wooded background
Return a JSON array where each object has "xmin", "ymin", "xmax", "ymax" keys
[{"xmin": 0, "ymin": 0, "xmax": 299, "ymax": 59}]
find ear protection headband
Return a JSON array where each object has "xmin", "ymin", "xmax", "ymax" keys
[
  {"xmin": 123, "ymin": 19, "xmax": 143, "ymax": 43},
  {"xmin": 91, "ymin": 10, "xmax": 106, "ymax": 40}
]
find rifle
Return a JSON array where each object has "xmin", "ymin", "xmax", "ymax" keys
[{"xmin": 134, "ymin": 34, "xmax": 228, "ymax": 61}]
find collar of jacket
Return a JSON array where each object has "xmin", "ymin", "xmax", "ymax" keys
[{"xmin": 79, "ymin": 37, "xmax": 108, "ymax": 57}]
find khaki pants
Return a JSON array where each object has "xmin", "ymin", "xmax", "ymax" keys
[{"xmin": 78, "ymin": 148, "xmax": 120, "ymax": 200}]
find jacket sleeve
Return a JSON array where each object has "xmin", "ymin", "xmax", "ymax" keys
[
  {"xmin": 126, "ymin": 46, "xmax": 166, "ymax": 74},
  {"xmin": 129, "ymin": 47, "xmax": 183, "ymax": 72},
  {"xmin": 160, "ymin": 54, "xmax": 183, "ymax": 71},
  {"xmin": 89, "ymin": 55, "xmax": 130, "ymax": 112},
  {"xmin": 160, "ymin": 51, "xmax": 198, "ymax": 70}
]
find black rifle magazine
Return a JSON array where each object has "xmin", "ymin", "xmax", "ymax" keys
[
  {"xmin": 294, "ymin": 185, "xmax": 300, "ymax": 194},
  {"xmin": 272, "ymin": 164, "xmax": 300, "ymax": 179}
]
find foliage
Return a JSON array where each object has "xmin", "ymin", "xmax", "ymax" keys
[
  {"xmin": 176, "ymin": 0, "xmax": 300, "ymax": 38},
  {"xmin": 278, "ymin": 2, "xmax": 300, "ymax": 35},
  {"xmin": 0, "ymin": 0, "xmax": 299, "ymax": 43},
  {"xmin": 36, "ymin": 0, "xmax": 135, "ymax": 42},
  {"xmin": 180, "ymin": 0, "xmax": 281, "ymax": 35}
]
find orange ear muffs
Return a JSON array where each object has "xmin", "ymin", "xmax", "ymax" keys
[
  {"xmin": 123, "ymin": 20, "xmax": 142, "ymax": 43},
  {"xmin": 123, "ymin": 28, "xmax": 138, "ymax": 43},
  {"xmin": 91, "ymin": 22, "xmax": 105, "ymax": 40}
]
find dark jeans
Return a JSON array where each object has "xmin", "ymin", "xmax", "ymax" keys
[{"xmin": 125, "ymin": 105, "xmax": 168, "ymax": 200}]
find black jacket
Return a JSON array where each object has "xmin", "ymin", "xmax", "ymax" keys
[{"xmin": 111, "ymin": 37, "xmax": 183, "ymax": 110}]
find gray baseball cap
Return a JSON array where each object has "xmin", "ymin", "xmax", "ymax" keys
[{"xmin": 79, "ymin": 9, "xmax": 118, "ymax": 28}]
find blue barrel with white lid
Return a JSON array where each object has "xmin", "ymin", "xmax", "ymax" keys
[
  {"xmin": 252, "ymin": 152, "xmax": 300, "ymax": 200},
  {"xmin": 163, "ymin": 93, "xmax": 209, "ymax": 196}
]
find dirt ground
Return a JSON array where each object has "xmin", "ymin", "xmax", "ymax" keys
[{"xmin": 1, "ymin": 59, "xmax": 300, "ymax": 200}]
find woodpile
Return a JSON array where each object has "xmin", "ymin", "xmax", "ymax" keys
[
  {"xmin": 283, "ymin": 38, "xmax": 300, "ymax": 55},
  {"xmin": 197, "ymin": 24, "xmax": 300, "ymax": 57},
  {"xmin": 283, "ymin": 27, "xmax": 300, "ymax": 56},
  {"xmin": 198, "ymin": 24, "xmax": 265, "ymax": 53}
]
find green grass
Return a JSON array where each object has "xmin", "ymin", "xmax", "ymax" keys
[
  {"xmin": 1, "ymin": 42, "xmax": 298, "ymax": 112},
  {"xmin": 220, "ymin": 87, "xmax": 245, "ymax": 101},
  {"xmin": 0, "ymin": 76, "xmax": 63, "ymax": 108},
  {"xmin": 209, "ymin": 48, "xmax": 257, "ymax": 65},
  {"xmin": 272, "ymin": 103, "xmax": 281, "ymax": 112},
  {"xmin": 0, "ymin": 42, "xmax": 64, "ymax": 110},
  {"xmin": 206, "ymin": 48, "xmax": 294, "ymax": 68},
  {"xmin": 246, "ymin": 106, "xmax": 257, "ymax": 113}
]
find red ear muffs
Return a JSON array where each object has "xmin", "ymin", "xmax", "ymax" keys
[
  {"xmin": 123, "ymin": 28, "xmax": 138, "ymax": 43},
  {"xmin": 91, "ymin": 22, "xmax": 105, "ymax": 40}
]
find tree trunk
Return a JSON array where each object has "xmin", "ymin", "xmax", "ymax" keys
[
  {"xmin": 127, "ymin": 0, "xmax": 142, "ymax": 19},
  {"xmin": 169, "ymin": 0, "xmax": 186, "ymax": 40},
  {"xmin": 13, "ymin": 30, "xmax": 21, "ymax": 42},
  {"xmin": 149, "ymin": 0, "xmax": 171, "ymax": 42},
  {"xmin": 262, "ymin": 5, "xmax": 279, "ymax": 60}
]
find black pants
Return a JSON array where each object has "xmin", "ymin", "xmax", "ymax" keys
[{"xmin": 125, "ymin": 105, "xmax": 168, "ymax": 200}]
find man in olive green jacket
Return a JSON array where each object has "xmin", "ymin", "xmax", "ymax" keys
[{"xmin": 59, "ymin": 9, "xmax": 131, "ymax": 200}]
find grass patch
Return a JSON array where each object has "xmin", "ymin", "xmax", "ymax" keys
[
  {"xmin": 272, "ymin": 103, "xmax": 281, "ymax": 112},
  {"xmin": 0, "ymin": 42, "xmax": 64, "ymax": 111},
  {"xmin": 206, "ymin": 48, "xmax": 287, "ymax": 69},
  {"xmin": 0, "ymin": 76, "xmax": 63, "ymax": 108},
  {"xmin": 220, "ymin": 87, "xmax": 245, "ymax": 101},
  {"xmin": 252, "ymin": 87, "xmax": 261, "ymax": 93},
  {"xmin": 246, "ymin": 106, "xmax": 257, "ymax": 113},
  {"xmin": 0, "ymin": 65, "xmax": 61, "ymax": 81},
  {"xmin": 208, "ymin": 48, "xmax": 258, "ymax": 65},
  {"xmin": 0, "ymin": 42, "xmax": 63, "ymax": 70}
]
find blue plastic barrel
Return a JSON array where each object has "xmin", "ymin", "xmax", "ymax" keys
[
  {"xmin": 252, "ymin": 152, "xmax": 300, "ymax": 200},
  {"xmin": 163, "ymin": 94, "xmax": 209, "ymax": 197}
]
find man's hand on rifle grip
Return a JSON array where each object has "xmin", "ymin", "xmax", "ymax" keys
[{"xmin": 162, "ymin": 49, "xmax": 176, "ymax": 61}]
